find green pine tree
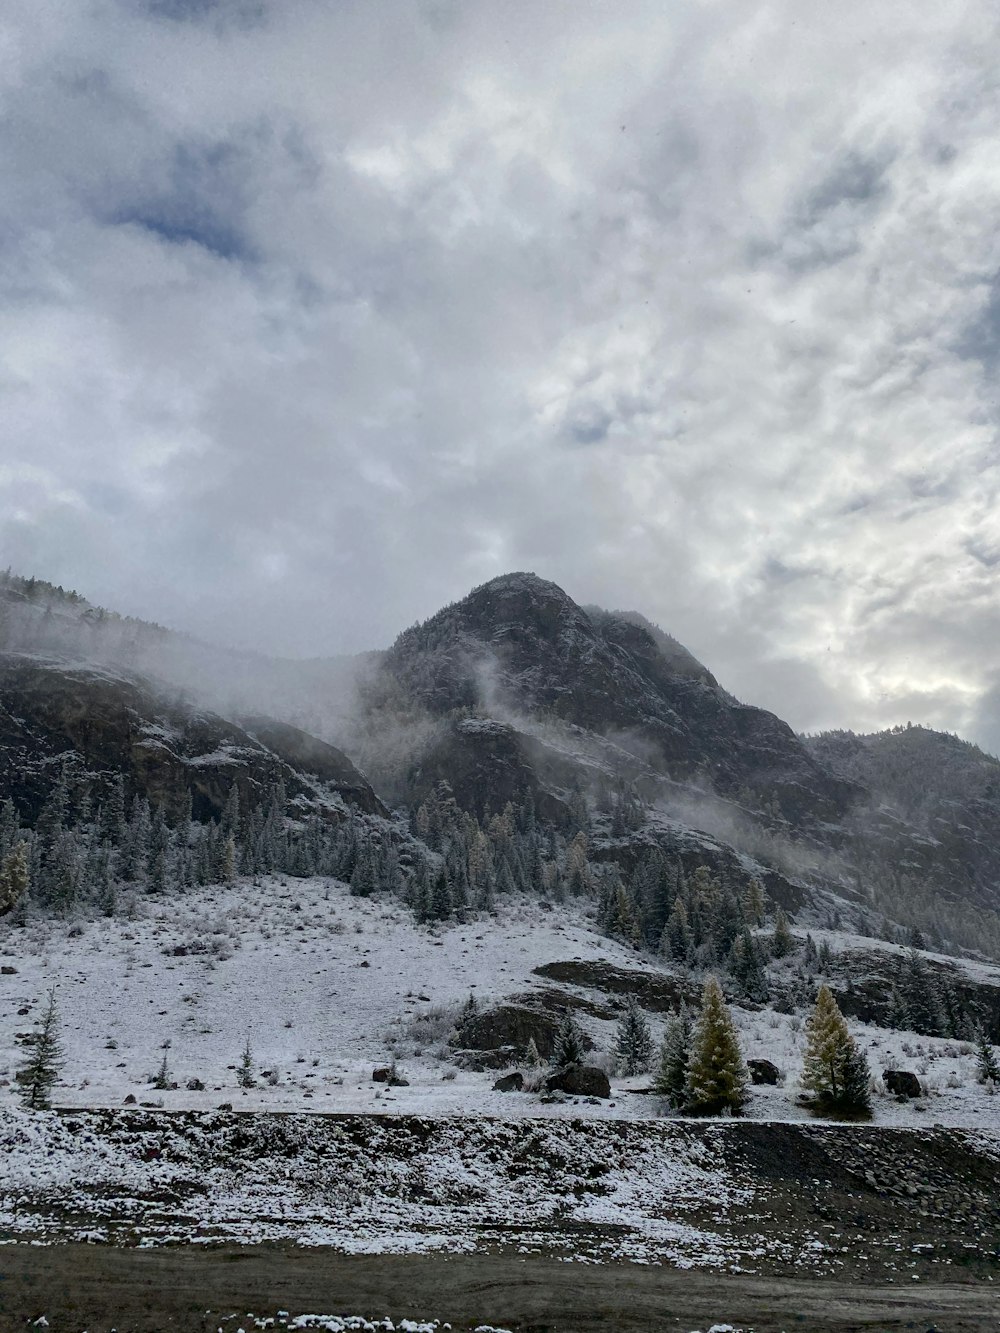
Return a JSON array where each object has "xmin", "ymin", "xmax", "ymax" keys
[
  {"xmin": 976, "ymin": 1030, "xmax": 1000, "ymax": 1084},
  {"xmin": 17, "ymin": 989, "xmax": 63, "ymax": 1110},
  {"xmin": 771, "ymin": 908, "xmax": 794, "ymax": 958},
  {"xmin": 683, "ymin": 977, "xmax": 749, "ymax": 1116},
  {"xmin": 653, "ymin": 1007, "xmax": 692, "ymax": 1108},
  {"xmin": 237, "ymin": 1035, "xmax": 256, "ymax": 1088},
  {"xmin": 614, "ymin": 996, "xmax": 653, "ymax": 1075},
  {"xmin": 802, "ymin": 984, "xmax": 872, "ymax": 1118},
  {"xmin": 551, "ymin": 1011, "xmax": 587, "ymax": 1067}
]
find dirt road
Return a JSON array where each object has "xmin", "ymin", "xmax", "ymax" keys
[{"xmin": 2, "ymin": 1244, "xmax": 999, "ymax": 1333}]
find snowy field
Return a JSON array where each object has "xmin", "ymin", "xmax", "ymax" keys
[{"xmin": 0, "ymin": 876, "xmax": 999, "ymax": 1128}]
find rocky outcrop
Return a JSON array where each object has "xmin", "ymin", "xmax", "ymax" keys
[{"xmin": 0, "ymin": 653, "xmax": 383, "ymax": 824}]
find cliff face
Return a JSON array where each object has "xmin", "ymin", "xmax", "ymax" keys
[
  {"xmin": 0, "ymin": 654, "xmax": 384, "ymax": 823},
  {"xmin": 381, "ymin": 572, "xmax": 857, "ymax": 827}
]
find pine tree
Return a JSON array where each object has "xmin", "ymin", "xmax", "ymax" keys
[
  {"xmin": 683, "ymin": 977, "xmax": 748, "ymax": 1117},
  {"xmin": 550, "ymin": 1011, "xmax": 587, "ymax": 1067},
  {"xmin": 524, "ymin": 1036, "xmax": 544, "ymax": 1067},
  {"xmin": 771, "ymin": 907, "xmax": 794, "ymax": 958},
  {"xmin": 743, "ymin": 878, "xmax": 766, "ymax": 927},
  {"xmin": 614, "ymin": 996, "xmax": 653, "ymax": 1075},
  {"xmin": 653, "ymin": 1007, "xmax": 691, "ymax": 1108},
  {"xmin": 152, "ymin": 1049, "xmax": 172, "ymax": 1091},
  {"xmin": 976, "ymin": 1030, "xmax": 1000, "ymax": 1084},
  {"xmin": 802, "ymin": 984, "xmax": 871, "ymax": 1117},
  {"xmin": 237, "ymin": 1036, "xmax": 256, "ymax": 1088},
  {"xmin": 17, "ymin": 989, "xmax": 63, "ymax": 1110},
  {"xmin": 0, "ymin": 841, "xmax": 30, "ymax": 916}
]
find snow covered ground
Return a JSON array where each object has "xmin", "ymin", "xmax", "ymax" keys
[{"xmin": 0, "ymin": 876, "xmax": 998, "ymax": 1128}]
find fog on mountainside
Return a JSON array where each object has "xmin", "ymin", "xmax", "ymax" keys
[{"xmin": 6, "ymin": 566, "xmax": 1000, "ymax": 964}]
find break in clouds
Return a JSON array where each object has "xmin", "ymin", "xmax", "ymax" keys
[{"xmin": 2, "ymin": 1, "xmax": 1000, "ymax": 751}]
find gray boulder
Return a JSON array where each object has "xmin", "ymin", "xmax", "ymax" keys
[
  {"xmin": 748, "ymin": 1058, "xmax": 781, "ymax": 1086},
  {"xmin": 883, "ymin": 1069, "xmax": 921, "ymax": 1098},
  {"xmin": 544, "ymin": 1064, "xmax": 611, "ymax": 1099},
  {"xmin": 493, "ymin": 1071, "xmax": 524, "ymax": 1092}
]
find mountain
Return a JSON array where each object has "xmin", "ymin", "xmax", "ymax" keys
[{"xmin": 3, "ymin": 566, "xmax": 1000, "ymax": 959}]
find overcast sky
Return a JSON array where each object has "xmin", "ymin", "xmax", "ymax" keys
[{"xmin": 3, "ymin": 1, "xmax": 1000, "ymax": 751}]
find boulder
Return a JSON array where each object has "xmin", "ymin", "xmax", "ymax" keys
[
  {"xmin": 544, "ymin": 1064, "xmax": 611, "ymax": 1099},
  {"xmin": 883, "ymin": 1069, "xmax": 921, "ymax": 1098},
  {"xmin": 455, "ymin": 1003, "xmax": 589, "ymax": 1062},
  {"xmin": 493, "ymin": 1071, "xmax": 524, "ymax": 1092},
  {"xmin": 451, "ymin": 1046, "xmax": 520, "ymax": 1072},
  {"xmin": 748, "ymin": 1058, "xmax": 781, "ymax": 1086},
  {"xmin": 372, "ymin": 1065, "xmax": 408, "ymax": 1086}
]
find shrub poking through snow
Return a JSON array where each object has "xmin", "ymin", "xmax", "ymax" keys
[
  {"xmin": 16, "ymin": 987, "xmax": 63, "ymax": 1110},
  {"xmin": 802, "ymin": 983, "xmax": 872, "ymax": 1119},
  {"xmin": 683, "ymin": 977, "xmax": 748, "ymax": 1117},
  {"xmin": 152, "ymin": 1050, "xmax": 172, "ymax": 1091},
  {"xmin": 550, "ymin": 1011, "xmax": 587, "ymax": 1067},
  {"xmin": 653, "ymin": 1006, "xmax": 691, "ymax": 1108},
  {"xmin": 614, "ymin": 996, "xmax": 653, "ymax": 1075}
]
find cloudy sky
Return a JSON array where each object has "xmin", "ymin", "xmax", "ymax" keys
[{"xmin": 3, "ymin": 1, "xmax": 1000, "ymax": 751}]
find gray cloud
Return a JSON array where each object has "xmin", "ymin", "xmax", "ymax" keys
[{"xmin": 2, "ymin": 0, "xmax": 1000, "ymax": 751}]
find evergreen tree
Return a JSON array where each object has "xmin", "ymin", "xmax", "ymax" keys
[
  {"xmin": 614, "ymin": 996, "xmax": 653, "ymax": 1075},
  {"xmin": 683, "ymin": 977, "xmax": 748, "ymax": 1117},
  {"xmin": 802, "ymin": 984, "xmax": 871, "ymax": 1117},
  {"xmin": 152, "ymin": 1049, "xmax": 172, "ymax": 1090},
  {"xmin": 0, "ymin": 841, "xmax": 30, "ymax": 915},
  {"xmin": 17, "ymin": 988, "xmax": 63, "ymax": 1110},
  {"xmin": 743, "ymin": 878, "xmax": 766, "ymax": 927},
  {"xmin": 730, "ymin": 928, "xmax": 769, "ymax": 1002},
  {"xmin": 550, "ymin": 1011, "xmax": 587, "ymax": 1067},
  {"xmin": 653, "ymin": 1007, "xmax": 692, "ymax": 1108},
  {"xmin": 524, "ymin": 1036, "xmax": 544, "ymax": 1067},
  {"xmin": 770, "ymin": 908, "xmax": 794, "ymax": 958},
  {"xmin": 976, "ymin": 1030, "xmax": 1000, "ymax": 1084},
  {"xmin": 237, "ymin": 1035, "xmax": 256, "ymax": 1088}
]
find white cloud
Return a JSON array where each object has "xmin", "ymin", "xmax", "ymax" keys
[{"xmin": 1, "ymin": 0, "xmax": 999, "ymax": 750}]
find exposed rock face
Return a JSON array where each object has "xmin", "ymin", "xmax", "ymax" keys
[
  {"xmin": 883, "ymin": 1070, "xmax": 922, "ymax": 1098},
  {"xmin": 0, "ymin": 654, "xmax": 383, "ymax": 823},
  {"xmin": 533, "ymin": 960, "xmax": 702, "ymax": 1014},
  {"xmin": 545, "ymin": 1065, "xmax": 612, "ymax": 1099},
  {"xmin": 454, "ymin": 1003, "xmax": 569, "ymax": 1062},
  {"xmin": 381, "ymin": 573, "xmax": 858, "ymax": 827}
]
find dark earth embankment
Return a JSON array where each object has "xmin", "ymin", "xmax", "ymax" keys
[{"xmin": 4, "ymin": 1245, "xmax": 1000, "ymax": 1333}]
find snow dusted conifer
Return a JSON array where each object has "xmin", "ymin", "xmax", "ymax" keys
[
  {"xmin": 551, "ymin": 1011, "xmax": 586, "ymax": 1067},
  {"xmin": 802, "ymin": 983, "xmax": 871, "ymax": 1117},
  {"xmin": 653, "ymin": 1007, "xmax": 692, "ymax": 1108},
  {"xmin": 683, "ymin": 977, "xmax": 748, "ymax": 1117},
  {"xmin": 976, "ymin": 1030, "xmax": 1000, "ymax": 1084},
  {"xmin": 152, "ymin": 1049, "xmax": 172, "ymax": 1091},
  {"xmin": 237, "ymin": 1036, "xmax": 256, "ymax": 1089},
  {"xmin": 614, "ymin": 996, "xmax": 653, "ymax": 1075},
  {"xmin": 524, "ymin": 1036, "xmax": 544, "ymax": 1067},
  {"xmin": 17, "ymin": 988, "xmax": 63, "ymax": 1110},
  {"xmin": 0, "ymin": 841, "xmax": 30, "ymax": 915},
  {"xmin": 771, "ymin": 907, "xmax": 794, "ymax": 958}
]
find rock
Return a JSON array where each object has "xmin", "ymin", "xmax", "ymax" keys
[
  {"xmin": 0, "ymin": 965, "xmax": 17, "ymax": 975},
  {"xmin": 748, "ymin": 1058, "xmax": 781, "ymax": 1086},
  {"xmin": 217, "ymin": 1101, "xmax": 233, "ymax": 1111},
  {"xmin": 123, "ymin": 1093, "xmax": 136, "ymax": 1105},
  {"xmin": 544, "ymin": 1064, "xmax": 612, "ymax": 1099},
  {"xmin": 883, "ymin": 1070, "xmax": 922, "ymax": 1098},
  {"xmin": 493, "ymin": 1071, "xmax": 524, "ymax": 1092},
  {"xmin": 451, "ymin": 1046, "xmax": 521, "ymax": 1072},
  {"xmin": 372, "ymin": 1066, "xmax": 408, "ymax": 1086},
  {"xmin": 455, "ymin": 1002, "xmax": 591, "ymax": 1062},
  {"xmin": 185, "ymin": 1077, "xmax": 206, "ymax": 1091}
]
